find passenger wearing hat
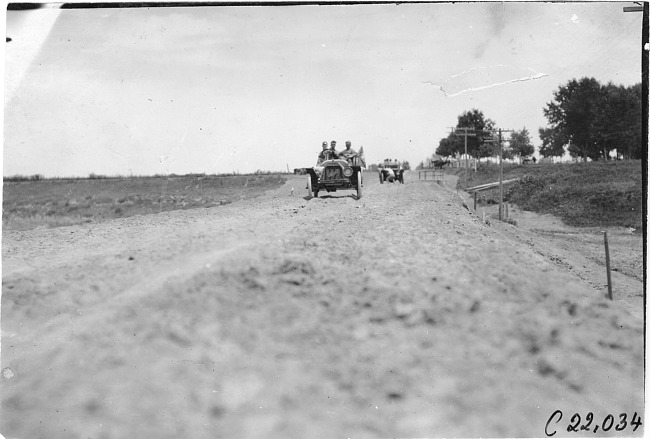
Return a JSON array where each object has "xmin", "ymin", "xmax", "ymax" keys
[
  {"xmin": 314, "ymin": 141, "xmax": 332, "ymax": 178},
  {"xmin": 316, "ymin": 141, "xmax": 330, "ymax": 165}
]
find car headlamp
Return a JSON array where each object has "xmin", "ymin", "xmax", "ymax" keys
[{"xmin": 342, "ymin": 166, "xmax": 354, "ymax": 177}]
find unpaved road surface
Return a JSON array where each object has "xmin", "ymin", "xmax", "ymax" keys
[{"xmin": 1, "ymin": 172, "xmax": 644, "ymax": 438}]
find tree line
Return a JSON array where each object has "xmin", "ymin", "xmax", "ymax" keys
[
  {"xmin": 540, "ymin": 78, "xmax": 642, "ymax": 161},
  {"xmin": 431, "ymin": 77, "xmax": 642, "ymax": 163}
]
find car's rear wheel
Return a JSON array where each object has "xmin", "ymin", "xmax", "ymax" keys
[{"xmin": 356, "ymin": 171, "xmax": 363, "ymax": 199}]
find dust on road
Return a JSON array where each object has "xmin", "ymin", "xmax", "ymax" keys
[{"xmin": 1, "ymin": 171, "xmax": 644, "ymax": 438}]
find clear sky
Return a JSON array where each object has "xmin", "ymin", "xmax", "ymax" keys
[{"xmin": 2, "ymin": 2, "xmax": 643, "ymax": 177}]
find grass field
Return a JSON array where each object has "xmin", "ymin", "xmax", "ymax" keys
[
  {"xmin": 4, "ymin": 162, "xmax": 644, "ymax": 231},
  {"xmin": 453, "ymin": 160, "xmax": 644, "ymax": 229},
  {"xmin": 3, "ymin": 174, "xmax": 286, "ymax": 231}
]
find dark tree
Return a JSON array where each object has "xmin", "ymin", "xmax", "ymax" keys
[
  {"xmin": 594, "ymin": 82, "xmax": 642, "ymax": 160},
  {"xmin": 538, "ymin": 127, "xmax": 566, "ymax": 158},
  {"xmin": 457, "ymin": 109, "xmax": 497, "ymax": 158},
  {"xmin": 623, "ymin": 83, "xmax": 643, "ymax": 159},
  {"xmin": 626, "ymin": 83, "xmax": 644, "ymax": 159},
  {"xmin": 542, "ymin": 78, "xmax": 642, "ymax": 161},
  {"xmin": 509, "ymin": 128, "xmax": 535, "ymax": 163},
  {"xmin": 435, "ymin": 136, "xmax": 461, "ymax": 158},
  {"xmin": 435, "ymin": 109, "xmax": 497, "ymax": 159},
  {"xmin": 543, "ymin": 77, "xmax": 603, "ymax": 161},
  {"xmin": 477, "ymin": 141, "xmax": 499, "ymax": 160}
]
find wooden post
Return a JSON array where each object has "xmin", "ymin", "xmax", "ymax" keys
[
  {"xmin": 603, "ymin": 231, "xmax": 613, "ymax": 300},
  {"xmin": 465, "ymin": 128, "xmax": 469, "ymax": 187},
  {"xmin": 498, "ymin": 129, "xmax": 503, "ymax": 221},
  {"xmin": 473, "ymin": 191, "xmax": 477, "ymax": 211}
]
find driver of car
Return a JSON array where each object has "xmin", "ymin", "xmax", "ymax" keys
[
  {"xmin": 316, "ymin": 141, "xmax": 329, "ymax": 165},
  {"xmin": 314, "ymin": 141, "xmax": 330, "ymax": 178}
]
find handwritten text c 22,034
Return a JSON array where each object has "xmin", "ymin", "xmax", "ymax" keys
[{"xmin": 545, "ymin": 410, "xmax": 642, "ymax": 436}]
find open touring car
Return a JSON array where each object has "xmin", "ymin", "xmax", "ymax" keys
[
  {"xmin": 304, "ymin": 154, "xmax": 364, "ymax": 199},
  {"xmin": 378, "ymin": 159, "xmax": 405, "ymax": 184}
]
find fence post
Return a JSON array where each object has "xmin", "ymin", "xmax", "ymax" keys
[{"xmin": 603, "ymin": 231, "xmax": 613, "ymax": 300}]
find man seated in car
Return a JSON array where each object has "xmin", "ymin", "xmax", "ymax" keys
[
  {"xmin": 338, "ymin": 141, "xmax": 357, "ymax": 161},
  {"xmin": 316, "ymin": 141, "xmax": 330, "ymax": 165},
  {"xmin": 314, "ymin": 141, "xmax": 334, "ymax": 177},
  {"xmin": 329, "ymin": 140, "xmax": 340, "ymax": 159}
]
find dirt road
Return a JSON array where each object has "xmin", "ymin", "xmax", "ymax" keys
[{"xmin": 1, "ymin": 172, "xmax": 644, "ymax": 438}]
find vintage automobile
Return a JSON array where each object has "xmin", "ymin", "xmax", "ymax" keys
[
  {"xmin": 378, "ymin": 160, "xmax": 405, "ymax": 184},
  {"xmin": 305, "ymin": 154, "xmax": 364, "ymax": 199}
]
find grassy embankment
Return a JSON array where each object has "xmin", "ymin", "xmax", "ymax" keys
[
  {"xmin": 3, "ymin": 173, "xmax": 286, "ymax": 231},
  {"xmin": 453, "ymin": 160, "xmax": 643, "ymax": 230}
]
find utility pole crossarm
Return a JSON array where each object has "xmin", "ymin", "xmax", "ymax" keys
[{"xmin": 450, "ymin": 126, "xmax": 477, "ymax": 137}]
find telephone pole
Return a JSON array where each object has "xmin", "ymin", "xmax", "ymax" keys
[
  {"xmin": 451, "ymin": 126, "xmax": 476, "ymax": 187},
  {"xmin": 481, "ymin": 128, "xmax": 515, "ymax": 220}
]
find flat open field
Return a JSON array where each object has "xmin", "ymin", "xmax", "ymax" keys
[
  {"xmin": 2, "ymin": 174, "xmax": 286, "ymax": 230},
  {"xmin": 1, "ymin": 171, "xmax": 644, "ymax": 438}
]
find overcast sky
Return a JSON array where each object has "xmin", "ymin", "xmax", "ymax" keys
[{"xmin": 2, "ymin": 2, "xmax": 643, "ymax": 177}]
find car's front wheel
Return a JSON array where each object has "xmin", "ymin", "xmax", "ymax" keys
[{"xmin": 307, "ymin": 176, "xmax": 313, "ymax": 199}]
